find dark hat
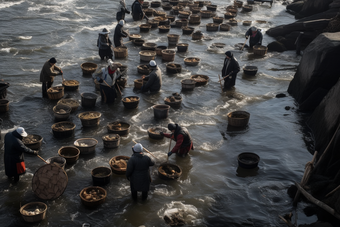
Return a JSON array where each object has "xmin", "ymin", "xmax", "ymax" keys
[
  {"xmin": 168, "ymin": 123, "xmax": 177, "ymax": 131},
  {"xmin": 225, "ymin": 51, "xmax": 233, "ymax": 58},
  {"xmin": 49, "ymin": 57, "xmax": 57, "ymax": 63}
]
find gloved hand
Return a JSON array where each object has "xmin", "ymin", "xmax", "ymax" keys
[
  {"xmin": 160, "ymin": 132, "xmax": 164, "ymax": 136},
  {"xmin": 126, "ymin": 10, "xmax": 130, "ymax": 14},
  {"xmin": 167, "ymin": 152, "xmax": 172, "ymax": 157},
  {"xmin": 33, "ymin": 150, "xmax": 39, "ymax": 155},
  {"xmin": 246, "ymin": 36, "xmax": 249, "ymax": 39}
]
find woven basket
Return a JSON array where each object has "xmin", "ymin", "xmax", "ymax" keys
[
  {"xmin": 167, "ymin": 34, "xmax": 180, "ymax": 46},
  {"xmin": 194, "ymin": 1, "xmax": 204, "ymax": 7},
  {"xmin": 47, "ymin": 86, "xmax": 64, "ymax": 100},
  {"xmin": 253, "ymin": 45, "xmax": 268, "ymax": 56},
  {"xmin": 0, "ymin": 99, "xmax": 9, "ymax": 113},
  {"xmin": 142, "ymin": 42, "xmax": 157, "ymax": 51},
  {"xmin": 200, "ymin": 10, "xmax": 212, "ymax": 18},
  {"xmin": 167, "ymin": 15, "xmax": 176, "ymax": 22},
  {"xmin": 134, "ymin": 79, "xmax": 143, "ymax": 89},
  {"xmin": 188, "ymin": 3, "xmax": 199, "ymax": 10},
  {"xmin": 57, "ymin": 98, "xmax": 79, "ymax": 113},
  {"xmin": 78, "ymin": 111, "xmax": 101, "ymax": 127},
  {"xmin": 189, "ymin": 14, "xmax": 201, "ymax": 24},
  {"xmin": 243, "ymin": 20, "xmax": 252, "ymax": 26},
  {"xmin": 169, "ymin": 0, "xmax": 179, "ymax": 5},
  {"xmin": 182, "ymin": 26, "xmax": 194, "ymax": 35},
  {"xmin": 226, "ymin": 5, "xmax": 238, "ymax": 13},
  {"xmin": 80, "ymin": 186, "xmax": 107, "ymax": 208},
  {"xmin": 81, "ymin": 62, "xmax": 97, "ymax": 76},
  {"xmin": 143, "ymin": 8, "xmax": 154, "ymax": 17},
  {"xmin": 154, "ymin": 10, "xmax": 167, "ymax": 17},
  {"xmin": 227, "ymin": 110, "xmax": 250, "ymax": 127},
  {"xmin": 53, "ymin": 104, "xmax": 71, "ymax": 121},
  {"xmin": 133, "ymin": 38, "xmax": 145, "ymax": 46},
  {"xmin": 148, "ymin": 19, "xmax": 159, "ymax": 28},
  {"xmin": 128, "ymin": 34, "xmax": 142, "ymax": 40},
  {"xmin": 109, "ymin": 156, "xmax": 130, "ymax": 174},
  {"xmin": 107, "ymin": 121, "xmax": 131, "ymax": 136},
  {"xmin": 58, "ymin": 146, "xmax": 80, "ymax": 164},
  {"xmin": 242, "ymin": 5, "xmax": 253, "ymax": 12},
  {"xmin": 190, "ymin": 74, "xmax": 209, "ymax": 86},
  {"xmin": 137, "ymin": 64, "xmax": 152, "ymax": 74},
  {"xmin": 213, "ymin": 16, "xmax": 224, "ymax": 24},
  {"xmin": 62, "ymin": 80, "xmax": 79, "ymax": 91},
  {"xmin": 162, "ymin": 3, "xmax": 173, "ymax": 10},
  {"xmin": 192, "ymin": 32, "xmax": 203, "ymax": 40},
  {"xmin": 74, "ymin": 138, "xmax": 98, "ymax": 155},
  {"xmin": 243, "ymin": 65, "xmax": 258, "ymax": 76},
  {"xmin": 139, "ymin": 51, "xmax": 156, "ymax": 62},
  {"xmin": 177, "ymin": 43, "xmax": 189, "ymax": 52},
  {"xmin": 220, "ymin": 23, "xmax": 232, "ymax": 31},
  {"xmin": 114, "ymin": 46, "xmax": 127, "ymax": 59},
  {"xmin": 228, "ymin": 19, "xmax": 238, "ymax": 26},
  {"xmin": 206, "ymin": 23, "xmax": 219, "ymax": 31},
  {"xmin": 207, "ymin": 4, "xmax": 217, "ymax": 11},
  {"xmin": 191, "ymin": 7, "xmax": 201, "ymax": 14},
  {"xmin": 166, "ymin": 63, "xmax": 182, "ymax": 74},
  {"xmin": 159, "ymin": 25, "xmax": 170, "ymax": 33},
  {"xmin": 52, "ymin": 121, "xmax": 76, "ymax": 138},
  {"xmin": 122, "ymin": 96, "xmax": 140, "ymax": 109},
  {"xmin": 102, "ymin": 134, "xmax": 120, "ymax": 149},
  {"xmin": 158, "ymin": 163, "xmax": 182, "ymax": 180},
  {"xmin": 181, "ymin": 79, "xmax": 196, "ymax": 90},
  {"xmin": 23, "ymin": 134, "xmax": 43, "ymax": 150},
  {"xmin": 20, "ymin": 202, "xmax": 47, "ymax": 223},
  {"xmin": 164, "ymin": 94, "xmax": 182, "ymax": 109},
  {"xmin": 81, "ymin": 92, "xmax": 97, "ymax": 108},
  {"xmin": 162, "ymin": 49, "xmax": 176, "ymax": 62},
  {"xmin": 142, "ymin": 2, "xmax": 150, "ymax": 8},
  {"xmin": 91, "ymin": 167, "xmax": 112, "ymax": 186},
  {"xmin": 151, "ymin": 1, "xmax": 161, "ymax": 8},
  {"xmin": 175, "ymin": 19, "xmax": 188, "ymax": 28},
  {"xmin": 156, "ymin": 46, "xmax": 167, "ymax": 55},
  {"xmin": 171, "ymin": 5, "xmax": 183, "ymax": 14},
  {"xmin": 178, "ymin": 10, "xmax": 191, "ymax": 19},
  {"xmin": 234, "ymin": 0, "xmax": 243, "ymax": 8},
  {"xmin": 140, "ymin": 23, "xmax": 152, "ymax": 32},
  {"xmin": 184, "ymin": 57, "xmax": 200, "ymax": 66},
  {"xmin": 224, "ymin": 12, "xmax": 236, "ymax": 19}
]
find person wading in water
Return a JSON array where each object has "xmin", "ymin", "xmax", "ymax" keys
[{"xmin": 39, "ymin": 57, "xmax": 63, "ymax": 98}]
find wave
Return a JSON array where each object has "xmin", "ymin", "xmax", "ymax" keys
[
  {"xmin": 0, "ymin": 0, "xmax": 24, "ymax": 9},
  {"xmin": 0, "ymin": 48, "xmax": 12, "ymax": 53},
  {"xmin": 18, "ymin": 36, "xmax": 32, "ymax": 40}
]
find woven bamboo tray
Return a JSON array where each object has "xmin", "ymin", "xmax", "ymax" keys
[
  {"xmin": 32, "ymin": 164, "xmax": 68, "ymax": 200},
  {"xmin": 190, "ymin": 74, "xmax": 209, "ymax": 86}
]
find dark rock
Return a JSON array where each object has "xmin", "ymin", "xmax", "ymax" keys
[
  {"xmin": 285, "ymin": 106, "xmax": 290, "ymax": 110},
  {"xmin": 276, "ymin": 93, "xmax": 287, "ymax": 98},
  {"xmin": 267, "ymin": 41, "xmax": 287, "ymax": 52},
  {"xmin": 286, "ymin": 0, "xmax": 304, "ymax": 15},
  {"xmin": 296, "ymin": 0, "xmax": 333, "ymax": 19},
  {"xmin": 299, "ymin": 88, "xmax": 328, "ymax": 111}
]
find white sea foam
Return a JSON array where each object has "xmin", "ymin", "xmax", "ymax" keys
[
  {"xmin": 18, "ymin": 36, "xmax": 32, "ymax": 40},
  {"xmin": 158, "ymin": 201, "xmax": 202, "ymax": 225},
  {"xmin": 0, "ymin": 0, "xmax": 24, "ymax": 9},
  {"xmin": 0, "ymin": 48, "xmax": 12, "ymax": 53}
]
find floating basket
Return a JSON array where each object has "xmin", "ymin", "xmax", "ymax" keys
[
  {"xmin": 211, "ymin": 43, "xmax": 226, "ymax": 48},
  {"xmin": 226, "ymin": 5, "xmax": 238, "ymax": 13},
  {"xmin": 53, "ymin": 104, "xmax": 71, "ymax": 121},
  {"xmin": 256, "ymin": 20, "xmax": 267, "ymax": 24},
  {"xmin": 140, "ymin": 23, "xmax": 152, "ymax": 32},
  {"xmin": 166, "ymin": 63, "xmax": 182, "ymax": 74},
  {"xmin": 91, "ymin": 167, "xmax": 112, "ymax": 186},
  {"xmin": 133, "ymin": 38, "xmax": 145, "ymax": 46},
  {"xmin": 148, "ymin": 127, "xmax": 167, "ymax": 140},
  {"xmin": 47, "ymin": 86, "xmax": 64, "ymax": 100},
  {"xmin": 189, "ymin": 14, "xmax": 201, "ymax": 24},
  {"xmin": 213, "ymin": 16, "xmax": 224, "ymax": 24},
  {"xmin": 134, "ymin": 79, "xmax": 143, "ymax": 89},
  {"xmin": 158, "ymin": 163, "xmax": 182, "ymax": 180},
  {"xmin": 0, "ymin": 99, "xmax": 9, "ymax": 113},
  {"xmin": 142, "ymin": 1, "xmax": 149, "ymax": 8},
  {"xmin": 142, "ymin": 42, "xmax": 157, "ymax": 51},
  {"xmin": 129, "ymin": 33, "xmax": 142, "ymax": 40},
  {"xmin": 243, "ymin": 65, "xmax": 258, "ymax": 76},
  {"xmin": 178, "ymin": 10, "xmax": 191, "ymax": 19},
  {"xmin": 78, "ymin": 111, "xmax": 101, "ymax": 127},
  {"xmin": 162, "ymin": 49, "xmax": 176, "ymax": 62},
  {"xmin": 109, "ymin": 156, "xmax": 130, "ymax": 174},
  {"xmin": 194, "ymin": 1, "xmax": 204, "ymax": 7},
  {"xmin": 207, "ymin": 4, "xmax": 217, "ymax": 11},
  {"xmin": 169, "ymin": 0, "xmax": 179, "ymax": 5},
  {"xmin": 167, "ymin": 15, "xmax": 176, "ymax": 22},
  {"xmin": 234, "ymin": 0, "xmax": 243, "ymax": 8},
  {"xmin": 243, "ymin": 20, "xmax": 252, "ymax": 26},
  {"xmin": 151, "ymin": 1, "xmax": 161, "ymax": 8},
  {"xmin": 228, "ymin": 19, "xmax": 238, "ymax": 26},
  {"xmin": 107, "ymin": 121, "xmax": 131, "ymax": 136},
  {"xmin": 74, "ymin": 138, "xmax": 98, "ymax": 155},
  {"xmin": 224, "ymin": 12, "xmax": 236, "ymax": 19},
  {"xmin": 155, "ymin": 17, "xmax": 169, "ymax": 25},
  {"xmin": 184, "ymin": 57, "xmax": 200, "ymax": 66},
  {"xmin": 242, "ymin": 5, "xmax": 253, "ymax": 12},
  {"xmin": 162, "ymin": 3, "xmax": 173, "ymax": 10},
  {"xmin": 200, "ymin": 10, "xmax": 212, "ymax": 18},
  {"xmin": 191, "ymin": 7, "xmax": 201, "ymax": 14},
  {"xmin": 164, "ymin": 93, "xmax": 182, "ymax": 109},
  {"xmin": 171, "ymin": 5, "xmax": 183, "ymax": 14},
  {"xmin": 80, "ymin": 186, "xmax": 107, "ymax": 208},
  {"xmin": 188, "ymin": 3, "xmax": 199, "ymax": 10},
  {"xmin": 156, "ymin": 45, "xmax": 167, "ymax": 56},
  {"xmin": 167, "ymin": 34, "xmax": 180, "ymax": 46},
  {"xmin": 113, "ymin": 46, "xmax": 128, "ymax": 59},
  {"xmin": 23, "ymin": 134, "xmax": 43, "ymax": 150},
  {"xmin": 182, "ymin": 26, "xmax": 194, "ymax": 35},
  {"xmin": 81, "ymin": 62, "xmax": 97, "ymax": 76},
  {"xmin": 20, "ymin": 202, "xmax": 47, "ymax": 223},
  {"xmin": 153, "ymin": 104, "xmax": 170, "ymax": 119},
  {"xmin": 253, "ymin": 45, "xmax": 268, "ymax": 56},
  {"xmin": 206, "ymin": 23, "xmax": 219, "ymax": 31},
  {"xmin": 190, "ymin": 74, "xmax": 209, "ymax": 86},
  {"xmin": 143, "ymin": 8, "xmax": 154, "ymax": 17},
  {"xmin": 58, "ymin": 146, "xmax": 80, "ymax": 164},
  {"xmin": 227, "ymin": 110, "xmax": 250, "ymax": 127},
  {"xmin": 57, "ymin": 98, "xmax": 79, "ymax": 113},
  {"xmin": 148, "ymin": 19, "xmax": 159, "ymax": 28},
  {"xmin": 81, "ymin": 92, "xmax": 97, "ymax": 108},
  {"xmin": 154, "ymin": 10, "xmax": 166, "ymax": 17},
  {"xmin": 46, "ymin": 156, "xmax": 66, "ymax": 170},
  {"xmin": 62, "ymin": 80, "xmax": 79, "ymax": 91},
  {"xmin": 51, "ymin": 121, "xmax": 76, "ymax": 138},
  {"xmin": 159, "ymin": 25, "xmax": 170, "ymax": 33},
  {"xmin": 137, "ymin": 64, "xmax": 152, "ymax": 74},
  {"xmin": 177, "ymin": 43, "xmax": 189, "ymax": 52},
  {"xmin": 122, "ymin": 96, "xmax": 140, "ymax": 109},
  {"xmin": 181, "ymin": 79, "xmax": 196, "ymax": 90},
  {"xmin": 102, "ymin": 134, "xmax": 120, "ymax": 149},
  {"xmin": 192, "ymin": 32, "xmax": 203, "ymax": 40},
  {"xmin": 220, "ymin": 23, "xmax": 232, "ymax": 31},
  {"xmin": 139, "ymin": 51, "xmax": 156, "ymax": 62},
  {"xmin": 175, "ymin": 19, "xmax": 188, "ymax": 28},
  {"xmin": 238, "ymin": 152, "xmax": 260, "ymax": 169}
]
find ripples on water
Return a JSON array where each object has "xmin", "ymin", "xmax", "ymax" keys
[{"xmin": 0, "ymin": 0, "xmax": 317, "ymax": 226}]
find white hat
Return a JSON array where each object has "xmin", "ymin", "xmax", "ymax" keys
[
  {"xmin": 133, "ymin": 143, "xmax": 143, "ymax": 153},
  {"xmin": 149, "ymin": 60, "xmax": 157, "ymax": 67},
  {"xmin": 107, "ymin": 59, "xmax": 114, "ymax": 66},
  {"xmin": 16, "ymin": 127, "xmax": 28, "ymax": 137},
  {"xmin": 119, "ymin": 20, "xmax": 125, "ymax": 26}
]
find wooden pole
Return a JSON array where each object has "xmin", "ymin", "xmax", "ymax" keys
[
  {"xmin": 295, "ymin": 182, "xmax": 340, "ymax": 220},
  {"xmin": 240, "ymin": 39, "xmax": 247, "ymax": 51},
  {"xmin": 132, "ymin": 140, "xmax": 158, "ymax": 159},
  {"xmin": 37, "ymin": 155, "xmax": 49, "ymax": 164},
  {"xmin": 278, "ymin": 214, "xmax": 295, "ymax": 227},
  {"xmin": 218, "ymin": 71, "xmax": 234, "ymax": 82},
  {"xmin": 218, "ymin": 74, "xmax": 223, "ymax": 92},
  {"xmin": 326, "ymin": 184, "xmax": 340, "ymax": 198}
]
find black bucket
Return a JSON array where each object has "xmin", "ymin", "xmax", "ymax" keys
[
  {"xmin": 153, "ymin": 104, "xmax": 170, "ymax": 119},
  {"xmin": 91, "ymin": 167, "xmax": 112, "ymax": 186},
  {"xmin": 238, "ymin": 152, "xmax": 260, "ymax": 169},
  {"xmin": 81, "ymin": 93, "xmax": 97, "ymax": 108},
  {"xmin": 0, "ymin": 82, "xmax": 9, "ymax": 99}
]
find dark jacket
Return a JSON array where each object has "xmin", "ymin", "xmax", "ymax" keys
[
  {"xmin": 4, "ymin": 130, "xmax": 36, "ymax": 177},
  {"xmin": 141, "ymin": 66, "xmax": 162, "ymax": 92},
  {"xmin": 114, "ymin": 24, "xmax": 128, "ymax": 47},
  {"xmin": 222, "ymin": 54, "xmax": 240, "ymax": 88},
  {"xmin": 164, "ymin": 124, "xmax": 193, "ymax": 155},
  {"xmin": 116, "ymin": 7, "xmax": 130, "ymax": 21},
  {"xmin": 131, "ymin": 0, "xmax": 147, "ymax": 21},
  {"xmin": 245, "ymin": 28, "xmax": 263, "ymax": 48},
  {"xmin": 39, "ymin": 61, "xmax": 62, "ymax": 83},
  {"xmin": 172, "ymin": 124, "xmax": 192, "ymax": 149},
  {"xmin": 97, "ymin": 34, "xmax": 112, "ymax": 50},
  {"xmin": 126, "ymin": 153, "xmax": 155, "ymax": 192}
]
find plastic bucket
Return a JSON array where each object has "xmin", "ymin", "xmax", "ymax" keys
[
  {"xmin": 91, "ymin": 167, "xmax": 112, "ymax": 186},
  {"xmin": 152, "ymin": 104, "xmax": 170, "ymax": 119},
  {"xmin": 81, "ymin": 93, "xmax": 97, "ymax": 108}
]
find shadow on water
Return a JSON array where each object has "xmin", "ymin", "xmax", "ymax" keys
[{"xmin": 236, "ymin": 166, "xmax": 259, "ymax": 178}]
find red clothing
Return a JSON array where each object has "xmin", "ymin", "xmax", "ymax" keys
[{"xmin": 164, "ymin": 133, "xmax": 192, "ymax": 156}]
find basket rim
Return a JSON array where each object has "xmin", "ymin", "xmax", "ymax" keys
[
  {"xmin": 23, "ymin": 134, "xmax": 43, "ymax": 144},
  {"xmin": 228, "ymin": 110, "xmax": 250, "ymax": 118},
  {"xmin": 62, "ymin": 80, "xmax": 80, "ymax": 87},
  {"xmin": 20, "ymin": 201, "xmax": 47, "ymax": 216},
  {"xmin": 102, "ymin": 134, "xmax": 120, "ymax": 141},
  {"xmin": 78, "ymin": 111, "xmax": 101, "ymax": 119},
  {"xmin": 58, "ymin": 146, "xmax": 80, "ymax": 158},
  {"xmin": 51, "ymin": 121, "xmax": 76, "ymax": 130},
  {"xmin": 53, "ymin": 104, "xmax": 72, "ymax": 114},
  {"xmin": 91, "ymin": 166, "xmax": 112, "ymax": 177},
  {"xmin": 107, "ymin": 121, "xmax": 131, "ymax": 129},
  {"xmin": 57, "ymin": 98, "xmax": 80, "ymax": 107},
  {"xmin": 74, "ymin": 138, "xmax": 98, "ymax": 147},
  {"xmin": 238, "ymin": 152, "xmax": 260, "ymax": 162},
  {"xmin": 79, "ymin": 186, "xmax": 107, "ymax": 201},
  {"xmin": 109, "ymin": 155, "xmax": 130, "ymax": 171},
  {"xmin": 122, "ymin": 96, "xmax": 140, "ymax": 103}
]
